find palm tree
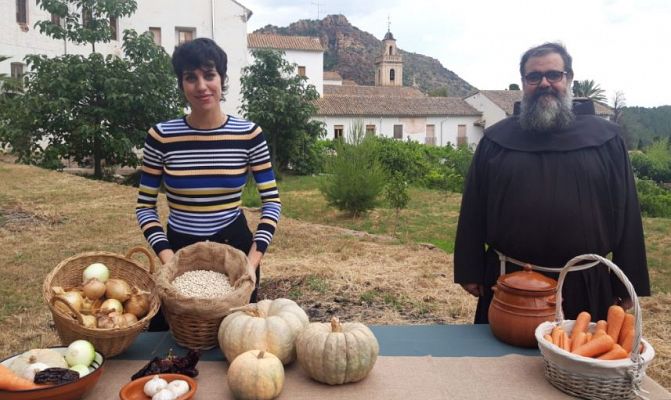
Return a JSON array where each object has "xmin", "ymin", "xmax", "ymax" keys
[{"xmin": 572, "ymin": 79, "xmax": 607, "ymax": 102}]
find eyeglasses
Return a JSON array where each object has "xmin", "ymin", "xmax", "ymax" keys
[{"xmin": 524, "ymin": 70, "xmax": 567, "ymax": 85}]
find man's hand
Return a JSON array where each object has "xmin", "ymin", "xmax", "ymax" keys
[{"xmin": 460, "ymin": 283, "xmax": 484, "ymax": 297}]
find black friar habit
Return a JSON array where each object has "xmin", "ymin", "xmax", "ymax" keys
[{"xmin": 453, "ymin": 99, "xmax": 651, "ymax": 324}]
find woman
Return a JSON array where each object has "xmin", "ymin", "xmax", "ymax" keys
[{"xmin": 135, "ymin": 38, "xmax": 281, "ymax": 330}]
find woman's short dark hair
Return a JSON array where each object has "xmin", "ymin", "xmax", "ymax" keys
[
  {"xmin": 519, "ymin": 42, "xmax": 573, "ymax": 79},
  {"xmin": 172, "ymin": 37, "xmax": 228, "ymax": 95}
]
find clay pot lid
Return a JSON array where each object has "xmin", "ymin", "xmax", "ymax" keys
[{"xmin": 498, "ymin": 264, "xmax": 557, "ymax": 292}]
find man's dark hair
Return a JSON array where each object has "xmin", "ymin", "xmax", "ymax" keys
[
  {"xmin": 172, "ymin": 38, "xmax": 228, "ymax": 94},
  {"xmin": 519, "ymin": 42, "xmax": 573, "ymax": 79}
]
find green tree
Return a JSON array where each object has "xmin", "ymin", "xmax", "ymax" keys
[
  {"xmin": 0, "ymin": 0, "xmax": 182, "ymax": 177},
  {"xmin": 429, "ymin": 87, "xmax": 449, "ymax": 97},
  {"xmin": 240, "ymin": 49, "xmax": 324, "ymax": 174},
  {"xmin": 385, "ymin": 171, "xmax": 410, "ymax": 235},
  {"xmin": 508, "ymin": 83, "xmax": 520, "ymax": 90},
  {"xmin": 572, "ymin": 79, "xmax": 607, "ymax": 102}
]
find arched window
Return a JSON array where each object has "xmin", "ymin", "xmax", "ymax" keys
[
  {"xmin": 389, "ymin": 46, "xmax": 393, "ymax": 55},
  {"xmin": 390, "ymin": 69, "xmax": 395, "ymax": 82}
]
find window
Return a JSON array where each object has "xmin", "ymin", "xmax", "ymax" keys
[
  {"xmin": 10, "ymin": 62, "xmax": 24, "ymax": 87},
  {"xmin": 16, "ymin": 0, "xmax": 27, "ymax": 24},
  {"xmin": 297, "ymin": 66, "xmax": 306, "ymax": 77},
  {"xmin": 457, "ymin": 124, "xmax": 467, "ymax": 146},
  {"xmin": 334, "ymin": 125, "xmax": 344, "ymax": 139},
  {"xmin": 110, "ymin": 17, "xmax": 118, "ymax": 40},
  {"xmin": 149, "ymin": 27, "xmax": 162, "ymax": 45},
  {"xmin": 365, "ymin": 124, "xmax": 376, "ymax": 136},
  {"xmin": 393, "ymin": 124, "xmax": 403, "ymax": 139},
  {"xmin": 389, "ymin": 46, "xmax": 392, "ymax": 55},
  {"xmin": 82, "ymin": 7, "xmax": 92, "ymax": 29},
  {"xmin": 425, "ymin": 124, "xmax": 436, "ymax": 146},
  {"xmin": 51, "ymin": 13, "xmax": 61, "ymax": 26},
  {"xmin": 390, "ymin": 69, "xmax": 395, "ymax": 82},
  {"xmin": 176, "ymin": 28, "xmax": 195, "ymax": 45}
]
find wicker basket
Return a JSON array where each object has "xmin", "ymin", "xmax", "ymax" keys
[
  {"xmin": 43, "ymin": 246, "xmax": 160, "ymax": 357},
  {"xmin": 534, "ymin": 254, "xmax": 655, "ymax": 400},
  {"xmin": 154, "ymin": 241, "xmax": 255, "ymax": 350}
]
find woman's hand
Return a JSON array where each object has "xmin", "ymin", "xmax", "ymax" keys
[
  {"xmin": 247, "ymin": 243, "xmax": 263, "ymax": 281},
  {"xmin": 158, "ymin": 249, "xmax": 175, "ymax": 265}
]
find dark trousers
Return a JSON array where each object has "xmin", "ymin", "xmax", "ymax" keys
[{"xmin": 148, "ymin": 211, "xmax": 260, "ymax": 331}]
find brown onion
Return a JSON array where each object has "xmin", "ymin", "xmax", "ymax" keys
[
  {"xmin": 124, "ymin": 292, "xmax": 150, "ymax": 318},
  {"xmin": 100, "ymin": 298, "xmax": 123, "ymax": 314},
  {"xmin": 105, "ymin": 279, "xmax": 132, "ymax": 302},
  {"xmin": 122, "ymin": 313, "xmax": 138, "ymax": 326},
  {"xmin": 82, "ymin": 278, "xmax": 106, "ymax": 300},
  {"xmin": 108, "ymin": 312, "xmax": 128, "ymax": 328},
  {"xmin": 57, "ymin": 291, "xmax": 83, "ymax": 314},
  {"xmin": 81, "ymin": 315, "xmax": 97, "ymax": 328},
  {"xmin": 97, "ymin": 315, "xmax": 115, "ymax": 329}
]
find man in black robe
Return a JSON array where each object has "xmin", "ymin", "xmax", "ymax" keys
[{"xmin": 453, "ymin": 42, "xmax": 650, "ymax": 323}]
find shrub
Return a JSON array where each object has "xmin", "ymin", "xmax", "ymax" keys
[
  {"xmin": 385, "ymin": 171, "xmax": 410, "ymax": 234},
  {"xmin": 637, "ymin": 179, "xmax": 671, "ymax": 218},
  {"xmin": 630, "ymin": 139, "xmax": 671, "ymax": 183},
  {"xmin": 319, "ymin": 127, "xmax": 386, "ymax": 216}
]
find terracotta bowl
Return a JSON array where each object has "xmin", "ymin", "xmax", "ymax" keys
[
  {"xmin": 0, "ymin": 347, "xmax": 104, "ymax": 400},
  {"xmin": 119, "ymin": 373, "xmax": 197, "ymax": 400}
]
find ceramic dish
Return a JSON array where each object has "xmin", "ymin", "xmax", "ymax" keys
[
  {"xmin": 119, "ymin": 373, "xmax": 197, "ymax": 400},
  {"xmin": 0, "ymin": 346, "xmax": 105, "ymax": 400}
]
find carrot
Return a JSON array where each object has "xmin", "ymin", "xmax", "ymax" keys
[
  {"xmin": 561, "ymin": 331, "xmax": 571, "ymax": 352},
  {"xmin": 606, "ymin": 305, "xmax": 625, "ymax": 342},
  {"xmin": 596, "ymin": 320, "xmax": 608, "ymax": 332},
  {"xmin": 598, "ymin": 344, "xmax": 629, "ymax": 360},
  {"xmin": 551, "ymin": 326, "xmax": 563, "ymax": 345},
  {"xmin": 593, "ymin": 329, "xmax": 607, "ymax": 339},
  {"xmin": 571, "ymin": 311, "xmax": 591, "ymax": 338},
  {"xmin": 618, "ymin": 313, "xmax": 635, "ymax": 345},
  {"xmin": 573, "ymin": 334, "xmax": 615, "ymax": 358},
  {"xmin": 0, "ymin": 364, "xmax": 43, "ymax": 391},
  {"xmin": 621, "ymin": 329, "xmax": 635, "ymax": 353},
  {"xmin": 571, "ymin": 331, "xmax": 587, "ymax": 352},
  {"xmin": 543, "ymin": 334, "xmax": 554, "ymax": 345}
]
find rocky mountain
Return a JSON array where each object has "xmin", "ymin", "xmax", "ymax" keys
[{"xmin": 254, "ymin": 15, "xmax": 476, "ymax": 97}]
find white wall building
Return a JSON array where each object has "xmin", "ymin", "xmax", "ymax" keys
[
  {"xmin": 0, "ymin": 0, "xmax": 252, "ymax": 116},
  {"xmin": 247, "ymin": 33, "xmax": 325, "ymax": 95}
]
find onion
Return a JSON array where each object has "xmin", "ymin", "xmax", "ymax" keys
[
  {"xmin": 83, "ymin": 262, "xmax": 109, "ymax": 283},
  {"xmin": 124, "ymin": 292, "xmax": 150, "ymax": 318},
  {"xmin": 82, "ymin": 278, "xmax": 106, "ymax": 300},
  {"xmin": 69, "ymin": 364, "xmax": 91, "ymax": 377},
  {"xmin": 65, "ymin": 339, "xmax": 96, "ymax": 367},
  {"xmin": 122, "ymin": 313, "xmax": 138, "ymax": 326},
  {"xmin": 97, "ymin": 315, "xmax": 115, "ymax": 329},
  {"xmin": 109, "ymin": 312, "xmax": 128, "ymax": 328},
  {"xmin": 56, "ymin": 291, "xmax": 84, "ymax": 314},
  {"xmin": 100, "ymin": 298, "xmax": 123, "ymax": 314},
  {"xmin": 82, "ymin": 315, "xmax": 97, "ymax": 328},
  {"xmin": 105, "ymin": 279, "xmax": 132, "ymax": 302}
]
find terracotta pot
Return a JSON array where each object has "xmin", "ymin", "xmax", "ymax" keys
[{"xmin": 488, "ymin": 265, "xmax": 557, "ymax": 348}]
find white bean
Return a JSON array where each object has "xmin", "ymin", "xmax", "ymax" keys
[{"xmin": 172, "ymin": 270, "xmax": 233, "ymax": 298}]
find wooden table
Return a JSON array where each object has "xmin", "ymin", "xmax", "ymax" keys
[{"xmin": 85, "ymin": 325, "xmax": 671, "ymax": 399}]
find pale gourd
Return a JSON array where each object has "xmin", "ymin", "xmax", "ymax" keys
[
  {"xmin": 296, "ymin": 316, "xmax": 379, "ymax": 385},
  {"xmin": 9, "ymin": 348, "xmax": 68, "ymax": 374},
  {"xmin": 218, "ymin": 298, "xmax": 309, "ymax": 365},
  {"xmin": 227, "ymin": 350, "xmax": 284, "ymax": 400}
]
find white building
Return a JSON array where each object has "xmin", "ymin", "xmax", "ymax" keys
[
  {"xmin": 247, "ymin": 33, "xmax": 325, "ymax": 96},
  {"xmin": 314, "ymin": 30, "xmax": 483, "ymax": 146},
  {"xmin": 0, "ymin": 0, "xmax": 252, "ymax": 115}
]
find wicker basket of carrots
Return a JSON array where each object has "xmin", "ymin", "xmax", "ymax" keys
[{"xmin": 534, "ymin": 254, "xmax": 655, "ymax": 400}]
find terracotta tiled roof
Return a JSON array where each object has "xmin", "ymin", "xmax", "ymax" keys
[
  {"xmin": 593, "ymin": 100, "xmax": 614, "ymax": 117},
  {"xmin": 324, "ymin": 84, "xmax": 425, "ymax": 98},
  {"xmin": 323, "ymin": 71, "xmax": 342, "ymax": 81},
  {"xmin": 247, "ymin": 33, "xmax": 324, "ymax": 51},
  {"xmin": 478, "ymin": 90, "xmax": 522, "ymax": 116},
  {"xmin": 315, "ymin": 96, "xmax": 481, "ymax": 117}
]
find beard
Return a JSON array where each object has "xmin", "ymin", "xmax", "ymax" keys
[{"xmin": 519, "ymin": 86, "xmax": 575, "ymax": 133}]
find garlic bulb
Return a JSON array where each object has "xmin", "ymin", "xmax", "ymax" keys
[
  {"xmin": 152, "ymin": 388, "xmax": 177, "ymax": 400},
  {"xmin": 167, "ymin": 379, "xmax": 190, "ymax": 397},
  {"xmin": 21, "ymin": 362, "xmax": 50, "ymax": 381},
  {"xmin": 144, "ymin": 375, "xmax": 168, "ymax": 397}
]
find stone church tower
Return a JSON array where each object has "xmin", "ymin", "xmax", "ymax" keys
[{"xmin": 374, "ymin": 30, "xmax": 403, "ymax": 87}]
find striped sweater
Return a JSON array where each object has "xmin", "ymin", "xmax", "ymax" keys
[{"xmin": 135, "ymin": 116, "xmax": 281, "ymax": 255}]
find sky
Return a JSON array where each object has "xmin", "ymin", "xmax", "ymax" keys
[{"xmin": 242, "ymin": 0, "xmax": 670, "ymax": 108}]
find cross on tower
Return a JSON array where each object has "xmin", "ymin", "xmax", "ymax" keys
[
  {"xmin": 312, "ymin": 0, "xmax": 322, "ymax": 19},
  {"xmin": 387, "ymin": 15, "xmax": 391, "ymax": 32}
]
